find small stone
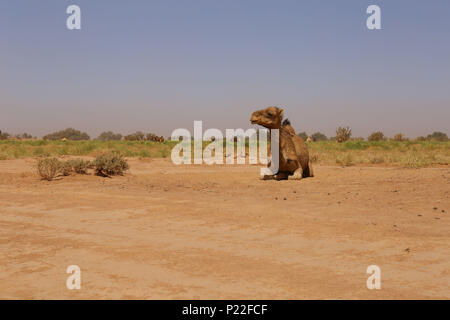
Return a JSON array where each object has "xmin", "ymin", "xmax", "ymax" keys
[
  {"xmin": 283, "ymin": 197, "xmax": 287, "ymax": 200},
  {"xmin": 433, "ymin": 207, "xmax": 438, "ymax": 210}
]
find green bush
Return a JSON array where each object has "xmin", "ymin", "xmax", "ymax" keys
[
  {"xmin": 97, "ymin": 131, "xmax": 122, "ymax": 141},
  {"xmin": 311, "ymin": 132, "xmax": 328, "ymax": 141},
  {"xmin": 427, "ymin": 131, "xmax": 448, "ymax": 142},
  {"xmin": 37, "ymin": 157, "xmax": 61, "ymax": 181},
  {"xmin": 93, "ymin": 152, "xmax": 129, "ymax": 176},
  {"xmin": 343, "ymin": 141, "xmax": 368, "ymax": 150},
  {"xmin": 43, "ymin": 128, "xmax": 90, "ymax": 141},
  {"xmin": 368, "ymin": 131, "xmax": 386, "ymax": 142},
  {"xmin": 124, "ymin": 131, "xmax": 145, "ymax": 141},
  {"xmin": 15, "ymin": 133, "xmax": 33, "ymax": 139},
  {"xmin": 0, "ymin": 130, "xmax": 10, "ymax": 140}
]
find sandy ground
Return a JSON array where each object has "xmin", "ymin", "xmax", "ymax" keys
[{"xmin": 0, "ymin": 158, "xmax": 449, "ymax": 299}]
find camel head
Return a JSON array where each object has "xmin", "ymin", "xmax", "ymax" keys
[{"xmin": 250, "ymin": 106, "xmax": 284, "ymax": 129}]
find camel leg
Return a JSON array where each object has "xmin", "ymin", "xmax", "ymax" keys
[
  {"xmin": 274, "ymin": 172, "xmax": 289, "ymax": 180},
  {"xmin": 288, "ymin": 167, "xmax": 303, "ymax": 180},
  {"xmin": 308, "ymin": 161, "xmax": 314, "ymax": 177}
]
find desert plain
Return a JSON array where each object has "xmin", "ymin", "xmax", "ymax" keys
[{"xmin": 0, "ymin": 158, "xmax": 448, "ymax": 299}]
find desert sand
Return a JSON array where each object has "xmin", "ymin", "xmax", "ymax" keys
[{"xmin": 0, "ymin": 158, "xmax": 449, "ymax": 299}]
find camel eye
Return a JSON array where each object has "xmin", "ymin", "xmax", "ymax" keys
[{"xmin": 267, "ymin": 112, "xmax": 274, "ymax": 117}]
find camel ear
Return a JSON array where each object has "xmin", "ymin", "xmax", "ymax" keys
[{"xmin": 278, "ymin": 108, "xmax": 284, "ymax": 118}]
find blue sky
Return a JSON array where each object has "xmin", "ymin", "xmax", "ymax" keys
[{"xmin": 1, "ymin": 0, "xmax": 449, "ymax": 138}]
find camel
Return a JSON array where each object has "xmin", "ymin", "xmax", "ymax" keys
[{"xmin": 250, "ymin": 106, "xmax": 313, "ymax": 180}]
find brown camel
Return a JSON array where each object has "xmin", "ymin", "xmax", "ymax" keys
[{"xmin": 250, "ymin": 106, "xmax": 313, "ymax": 180}]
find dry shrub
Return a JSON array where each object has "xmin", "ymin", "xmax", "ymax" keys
[
  {"xmin": 93, "ymin": 152, "xmax": 129, "ymax": 176},
  {"xmin": 369, "ymin": 155, "xmax": 385, "ymax": 164},
  {"xmin": 37, "ymin": 157, "xmax": 61, "ymax": 181},
  {"xmin": 336, "ymin": 154, "xmax": 354, "ymax": 166},
  {"xmin": 310, "ymin": 153, "xmax": 319, "ymax": 163},
  {"xmin": 403, "ymin": 153, "xmax": 427, "ymax": 168},
  {"xmin": 66, "ymin": 159, "xmax": 91, "ymax": 174},
  {"xmin": 336, "ymin": 126, "xmax": 352, "ymax": 143},
  {"xmin": 59, "ymin": 161, "xmax": 73, "ymax": 176}
]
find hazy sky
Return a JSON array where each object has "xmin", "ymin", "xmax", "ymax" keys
[{"xmin": 1, "ymin": 0, "xmax": 449, "ymax": 138}]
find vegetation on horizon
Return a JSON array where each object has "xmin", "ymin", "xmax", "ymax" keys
[
  {"xmin": 307, "ymin": 140, "xmax": 449, "ymax": 168},
  {"xmin": 2, "ymin": 126, "xmax": 449, "ymax": 168},
  {"xmin": 2, "ymin": 127, "xmax": 447, "ymax": 143},
  {"xmin": 0, "ymin": 139, "xmax": 174, "ymax": 160},
  {"xmin": 97, "ymin": 131, "xmax": 123, "ymax": 141},
  {"xmin": 1, "ymin": 138, "xmax": 448, "ymax": 168},
  {"xmin": 43, "ymin": 128, "xmax": 91, "ymax": 141}
]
